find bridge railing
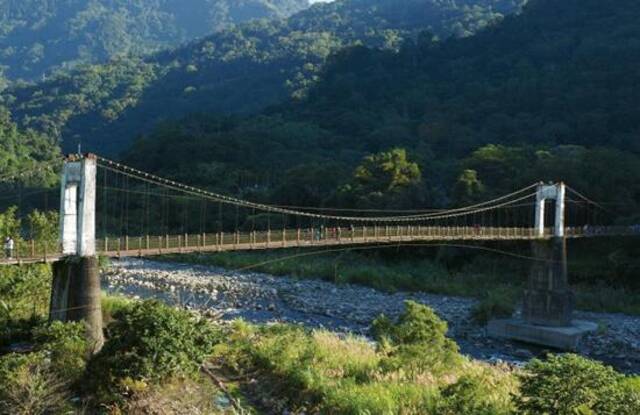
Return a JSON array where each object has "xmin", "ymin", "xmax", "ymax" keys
[
  {"xmin": 89, "ymin": 225, "xmax": 640, "ymax": 256},
  {"xmin": 2, "ymin": 225, "xmax": 638, "ymax": 264},
  {"xmin": 1, "ymin": 239, "xmax": 62, "ymax": 263},
  {"xmin": 93, "ymin": 226, "xmax": 555, "ymax": 255}
]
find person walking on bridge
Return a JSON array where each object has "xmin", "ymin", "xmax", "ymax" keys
[{"xmin": 4, "ymin": 236, "xmax": 14, "ymax": 259}]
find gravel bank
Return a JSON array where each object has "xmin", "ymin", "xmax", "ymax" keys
[{"xmin": 102, "ymin": 258, "xmax": 640, "ymax": 374}]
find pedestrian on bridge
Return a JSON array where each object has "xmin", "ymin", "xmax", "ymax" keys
[{"xmin": 4, "ymin": 236, "xmax": 14, "ymax": 259}]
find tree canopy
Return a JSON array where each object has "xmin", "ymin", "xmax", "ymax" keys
[
  {"xmin": 0, "ymin": 0, "xmax": 310, "ymax": 82},
  {"xmin": 1, "ymin": 0, "xmax": 525, "ymax": 155},
  {"xmin": 0, "ymin": 107, "xmax": 59, "ymax": 187},
  {"xmin": 118, "ymin": 0, "xmax": 640, "ymax": 219}
]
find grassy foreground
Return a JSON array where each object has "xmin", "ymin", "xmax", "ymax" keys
[{"xmin": 1, "ymin": 261, "xmax": 639, "ymax": 414}]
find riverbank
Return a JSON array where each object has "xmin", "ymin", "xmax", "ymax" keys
[
  {"xmin": 2, "ymin": 260, "xmax": 639, "ymax": 413},
  {"xmin": 153, "ymin": 243, "xmax": 640, "ymax": 316},
  {"xmin": 103, "ymin": 258, "xmax": 640, "ymax": 374}
]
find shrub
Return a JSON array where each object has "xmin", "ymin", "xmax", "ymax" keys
[
  {"xmin": 86, "ymin": 300, "xmax": 220, "ymax": 396},
  {"xmin": 33, "ymin": 321, "xmax": 89, "ymax": 381},
  {"xmin": 0, "ymin": 314, "xmax": 46, "ymax": 347},
  {"xmin": 516, "ymin": 354, "xmax": 635, "ymax": 415},
  {"xmin": 436, "ymin": 372, "xmax": 514, "ymax": 415},
  {"xmin": 471, "ymin": 288, "xmax": 516, "ymax": 324},
  {"xmin": 617, "ymin": 377, "xmax": 640, "ymax": 415},
  {"xmin": 0, "ymin": 264, "xmax": 51, "ymax": 326},
  {"xmin": 372, "ymin": 300, "xmax": 461, "ymax": 374},
  {"xmin": 0, "ymin": 352, "xmax": 71, "ymax": 415},
  {"xmin": 101, "ymin": 294, "xmax": 134, "ymax": 324}
]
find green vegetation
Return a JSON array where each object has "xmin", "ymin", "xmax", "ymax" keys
[
  {"xmin": 0, "ymin": 205, "xmax": 64, "ymax": 349},
  {"xmin": 2, "ymin": 258, "xmax": 638, "ymax": 413},
  {"xmin": 215, "ymin": 303, "xmax": 516, "ymax": 414},
  {"xmin": 0, "ymin": 352, "xmax": 67, "ymax": 414},
  {"xmin": 0, "ymin": 261, "xmax": 90, "ymax": 414},
  {"xmin": 0, "ymin": 252, "xmax": 232, "ymax": 412},
  {"xmin": 1, "ymin": 0, "xmax": 640, "ymax": 411},
  {"xmin": 0, "ymin": 263, "xmax": 51, "ymax": 345},
  {"xmin": 0, "ymin": 107, "xmax": 59, "ymax": 187},
  {"xmin": 343, "ymin": 147, "xmax": 424, "ymax": 207},
  {"xmin": 158, "ymin": 249, "xmax": 516, "ymax": 296},
  {"xmin": 107, "ymin": 0, "xmax": 640, "ymax": 220},
  {"xmin": 87, "ymin": 300, "xmax": 220, "ymax": 400},
  {"xmin": 2, "ymin": 0, "xmax": 525, "ymax": 154},
  {"xmin": 214, "ymin": 302, "xmax": 640, "ymax": 414},
  {"xmin": 0, "ymin": 205, "xmax": 60, "ymax": 259},
  {"xmin": 372, "ymin": 300, "xmax": 462, "ymax": 373},
  {"xmin": 0, "ymin": 0, "xmax": 310, "ymax": 82},
  {"xmin": 516, "ymin": 354, "xmax": 640, "ymax": 414}
]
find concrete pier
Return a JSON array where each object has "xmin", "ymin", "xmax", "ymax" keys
[
  {"xmin": 489, "ymin": 183, "xmax": 597, "ymax": 350},
  {"xmin": 489, "ymin": 238, "xmax": 597, "ymax": 350},
  {"xmin": 50, "ymin": 256, "xmax": 104, "ymax": 352},
  {"xmin": 523, "ymin": 237, "xmax": 574, "ymax": 327}
]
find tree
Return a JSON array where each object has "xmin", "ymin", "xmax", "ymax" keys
[
  {"xmin": 27, "ymin": 210, "xmax": 58, "ymax": 252},
  {"xmin": 0, "ymin": 107, "xmax": 60, "ymax": 187},
  {"xmin": 353, "ymin": 148, "xmax": 422, "ymax": 196},
  {"xmin": 453, "ymin": 169, "xmax": 484, "ymax": 204},
  {"xmin": 0, "ymin": 207, "xmax": 20, "ymax": 240}
]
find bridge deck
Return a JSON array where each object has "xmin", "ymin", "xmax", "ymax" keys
[{"xmin": 0, "ymin": 226, "xmax": 634, "ymax": 266}]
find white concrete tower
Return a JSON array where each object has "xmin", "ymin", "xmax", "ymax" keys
[
  {"xmin": 59, "ymin": 154, "xmax": 97, "ymax": 256},
  {"xmin": 534, "ymin": 182, "xmax": 566, "ymax": 238}
]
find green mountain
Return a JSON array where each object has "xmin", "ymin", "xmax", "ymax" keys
[
  {"xmin": 0, "ymin": 0, "xmax": 310, "ymax": 81},
  {"xmin": 2, "ymin": 0, "xmax": 526, "ymax": 155},
  {"xmin": 122, "ymin": 0, "xmax": 640, "ymax": 216}
]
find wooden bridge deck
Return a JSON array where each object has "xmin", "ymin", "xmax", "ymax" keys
[{"xmin": 0, "ymin": 226, "xmax": 635, "ymax": 266}]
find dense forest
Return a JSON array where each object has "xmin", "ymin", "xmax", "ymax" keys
[
  {"xmin": 1, "ymin": 0, "xmax": 638, "ymax": 221},
  {"xmin": 123, "ymin": 0, "xmax": 640, "ymax": 219},
  {"xmin": 0, "ymin": 0, "xmax": 310, "ymax": 82},
  {"xmin": 0, "ymin": 108, "xmax": 59, "ymax": 187},
  {"xmin": 1, "ymin": 0, "xmax": 526, "ymax": 154}
]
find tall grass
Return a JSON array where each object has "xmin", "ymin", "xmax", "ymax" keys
[{"xmin": 215, "ymin": 306, "xmax": 518, "ymax": 414}]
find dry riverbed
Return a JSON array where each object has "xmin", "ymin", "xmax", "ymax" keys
[{"xmin": 101, "ymin": 258, "xmax": 640, "ymax": 374}]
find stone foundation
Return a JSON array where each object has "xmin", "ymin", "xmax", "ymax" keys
[{"xmin": 488, "ymin": 319, "xmax": 598, "ymax": 351}]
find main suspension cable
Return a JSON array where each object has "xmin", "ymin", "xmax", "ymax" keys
[{"xmin": 96, "ymin": 156, "xmax": 538, "ymax": 223}]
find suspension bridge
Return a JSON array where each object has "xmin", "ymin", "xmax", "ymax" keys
[
  {"xmin": 0, "ymin": 154, "xmax": 636, "ymax": 265},
  {"xmin": 2, "ymin": 153, "xmax": 638, "ymax": 351}
]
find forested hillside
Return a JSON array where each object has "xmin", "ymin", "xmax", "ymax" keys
[
  {"xmin": 0, "ymin": 0, "xmax": 310, "ymax": 81},
  {"xmin": 0, "ymin": 108, "xmax": 59, "ymax": 187},
  {"xmin": 123, "ymin": 0, "xmax": 640, "ymax": 218},
  {"xmin": 1, "ymin": 0, "xmax": 526, "ymax": 154}
]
